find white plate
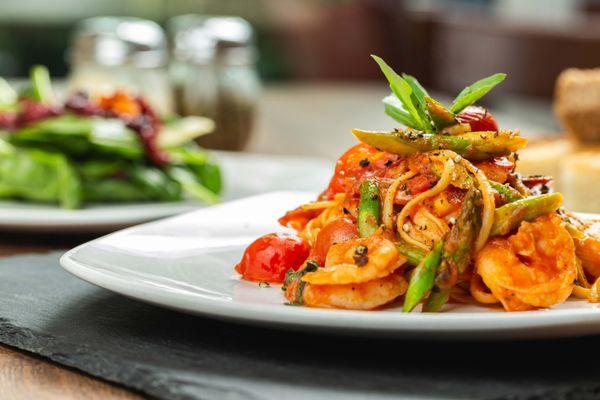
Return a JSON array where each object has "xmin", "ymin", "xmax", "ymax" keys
[
  {"xmin": 0, "ymin": 151, "xmax": 331, "ymax": 232},
  {"xmin": 61, "ymin": 191, "xmax": 600, "ymax": 340}
]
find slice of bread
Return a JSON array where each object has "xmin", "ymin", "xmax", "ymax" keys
[
  {"xmin": 561, "ymin": 150, "xmax": 600, "ymax": 212},
  {"xmin": 515, "ymin": 138, "xmax": 575, "ymax": 192},
  {"xmin": 554, "ymin": 68, "xmax": 600, "ymax": 142}
]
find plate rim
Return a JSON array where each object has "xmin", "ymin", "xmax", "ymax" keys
[
  {"xmin": 0, "ymin": 151, "xmax": 331, "ymax": 232},
  {"xmin": 59, "ymin": 192, "xmax": 600, "ymax": 339}
]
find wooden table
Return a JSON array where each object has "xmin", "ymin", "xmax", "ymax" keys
[{"xmin": 0, "ymin": 84, "xmax": 555, "ymax": 399}]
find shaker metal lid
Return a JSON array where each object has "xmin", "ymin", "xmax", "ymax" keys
[
  {"xmin": 69, "ymin": 17, "xmax": 168, "ymax": 68},
  {"xmin": 168, "ymin": 15, "xmax": 256, "ymax": 64}
]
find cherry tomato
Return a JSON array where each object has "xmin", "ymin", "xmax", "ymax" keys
[
  {"xmin": 235, "ymin": 233, "xmax": 310, "ymax": 283},
  {"xmin": 310, "ymin": 218, "xmax": 359, "ymax": 265},
  {"xmin": 456, "ymin": 105, "xmax": 498, "ymax": 132},
  {"xmin": 395, "ymin": 173, "xmax": 437, "ymax": 205},
  {"xmin": 406, "ymin": 174, "xmax": 436, "ymax": 194},
  {"xmin": 321, "ymin": 143, "xmax": 402, "ymax": 199},
  {"xmin": 474, "ymin": 157, "xmax": 514, "ymax": 183}
]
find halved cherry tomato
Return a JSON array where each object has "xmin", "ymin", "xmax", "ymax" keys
[
  {"xmin": 521, "ymin": 175, "xmax": 552, "ymax": 187},
  {"xmin": 456, "ymin": 105, "xmax": 498, "ymax": 132},
  {"xmin": 474, "ymin": 157, "xmax": 514, "ymax": 183},
  {"xmin": 309, "ymin": 218, "xmax": 359, "ymax": 265},
  {"xmin": 321, "ymin": 143, "xmax": 403, "ymax": 199},
  {"xmin": 236, "ymin": 233, "xmax": 310, "ymax": 283}
]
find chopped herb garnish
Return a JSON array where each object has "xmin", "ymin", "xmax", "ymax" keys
[
  {"xmin": 282, "ymin": 260, "xmax": 322, "ymax": 304},
  {"xmin": 372, "ymin": 54, "xmax": 506, "ymax": 133}
]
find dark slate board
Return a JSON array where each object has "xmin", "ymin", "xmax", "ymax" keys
[{"xmin": 1, "ymin": 252, "xmax": 600, "ymax": 400}]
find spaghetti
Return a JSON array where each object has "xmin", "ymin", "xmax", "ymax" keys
[{"xmin": 236, "ymin": 59, "xmax": 600, "ymax": 312}]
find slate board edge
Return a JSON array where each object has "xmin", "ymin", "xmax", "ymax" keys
[
  {"xmin": 0, "ymin": 314, "xmax": 268, "ymax": 400},
  {"xmin": 1, "ymin": 252, "xmax": 600, "ymax": 400}
]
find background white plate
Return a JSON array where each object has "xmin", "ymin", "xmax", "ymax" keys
[
  {"xmin": 0, "ymin": 151, "xmax": 331, "ymax": 232},
  {"xmin": 61, "ymin": 191, "xmax": 600, "ymax": 340}
]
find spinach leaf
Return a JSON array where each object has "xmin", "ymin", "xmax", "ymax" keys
[
  {"xmin": 0, "ymin": 142, "xmax": 82, "ymax": 208},
  {"xmin": 166, "ymin": 166, "xmax": 220, "ymax": 204},
  {"xmin": 129, "ymin": 166, "xmax": 181, "ymax": 201},
  {"xmin": 168, "ymin": 146, "xmax": 222, "ymax": 194},
  {"xmin": 11, "ymin": 115, "xmax": 143, "ymax": 159},
  {"xmin": 77, "ymin": 160, "xmax": 126, "ymax": 180},
  {"xmin": 88, "ymin": 118, "xmax": 143, "ymax": 159},
  {"xmin": 198, "ymin": 162, "xmax": 222, "ymax": 194},
  {"xmin": 80, "ymin": 164, "xmax": 181, "ymax": 203},
  {"xmin": 82, "ymin": 179, "xmax": 150, "ymax": 203}
]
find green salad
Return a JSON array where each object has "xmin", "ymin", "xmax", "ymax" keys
[{"xmin": 0, "ymin": 66, "xmax": 221, "ymax": 209}]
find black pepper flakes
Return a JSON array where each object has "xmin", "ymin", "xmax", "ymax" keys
[
  {"xmin": 359, "ymin": 158, "xmax": 370, "ymax": 167},
  {"xmin": 384, "ymin": 159, "xmax": 393, "ymax": 167},
  {"xmin": 354, "ymin": 245, "xmax": 369, "ymax": 266},
  {"xmin": 305, "ymin": 260, "xmax": 320, "ymax": 272}
]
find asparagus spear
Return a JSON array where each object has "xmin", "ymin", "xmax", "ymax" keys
[
  {"xmin": 424, "ymin": 96, "xmax": 455, "ymax": 130},
  {"xmin": 422, "ymin": 288, "xmax": 451, "ymax": 313},
  {"xmin": 358, "ymin": 179, "xmax": 381, "ymax": 237},
  {"xmin": 398, "ymin": 193, "xmax": 562, "ymax": 262},
  {"xmin": 489, "ymin": 181, "xmax": 523, "ymax": 203},
  {"xmin": 352, "ymin": 129, "xmax": 527, "ymax": 160},
  {"xmin": 423, "ymin": 189, "xmax": 482, "ymax": 312},
  {"xmin": 403, "ymin": 240, "xmax": 444, "ymax": 312},
  {"xmin": 441, "ymin": 189, "xmax": 482, "ymax": 278},
  {"xmin": 396, "ymin": 240, "xmax": 426, "ymax": 267},
  {"xmin": 490, "ymin": 193, "xmax": 563, "ymax": 236}
]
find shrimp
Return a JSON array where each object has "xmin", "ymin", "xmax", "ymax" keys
[
  {"xmin": 279, "ymin": 193, "xmax": 346, "ymax": 236},
  {"xmin": 559, "ymin": 213, "xmax": 600, "ymax": 279},
  {"xmin": 301, "ymin": 234, "xmax": 406, "ymax": 285},
  {"xmin": 574, "ymin": 235, "xmax": 600, "ymax": 279},
  {"xmin": 401, "ymin": 207, "xmax": 450, "ymax": 250},
  {"xmin": 285, "ymin": 273, "xmax": 408, "ymax": 310},
  {"xmin": 476, "ymin": 213, "xmax": 576, "ymax": 311}
]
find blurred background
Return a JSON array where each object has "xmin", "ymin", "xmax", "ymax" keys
[
  {"xmin": 1, "ymin": 0, "xmax": 600, "ymax": 159},
  {"xmin": 3, "ymin": 0, "xmax": 600, "ymax": 87}
]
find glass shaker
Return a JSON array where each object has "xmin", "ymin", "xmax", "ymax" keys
[
  {"xmin": 168, "ymin": 15, "xmax": 260, "ymax": 151},
  {"xmin": 67, "ymin": 17, "xmax": 174, "ymax": 115}
]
